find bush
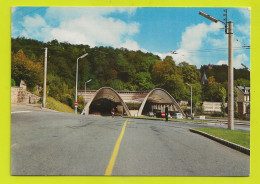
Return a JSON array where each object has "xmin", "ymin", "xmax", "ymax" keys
[
  {"xmin": 238, "ymin": 113, "xmax": 250, "ymax": 121},
  {"xmin": 210, "ymin": 112, "xmax": 223, "ymax": 117},
  {"xmin": 11, "ymin": 79, "xmax": 16, "ymax": 86}
]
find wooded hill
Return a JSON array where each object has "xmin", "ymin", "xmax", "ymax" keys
[{"xmin": 11, "ymin": 37, "xmax": 250, "ymax": 112}]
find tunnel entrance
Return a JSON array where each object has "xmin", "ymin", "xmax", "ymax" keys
[
  {"xmin": 137, "ymin": 88, "xmax": 185, "ymax": 117},
  {"xmin": 89, "ymin": 98, "xmax": 124, "ymax": 116}
]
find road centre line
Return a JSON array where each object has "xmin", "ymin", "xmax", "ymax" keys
[
  {"xmin": 11, "ymin": 111, "xmax": 32, "ymax": 114},
  {"xmin": 105, "ymin": 119, "xmax": 128, "ymax": 176}
]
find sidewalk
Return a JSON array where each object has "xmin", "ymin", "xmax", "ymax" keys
[
  {"xmin": 193, "ymin": 117, "xmax": 250, "ymax": 125},
  {"xmin": 11, "ymin": 103, "xmax": 58, "ymax": 112}
]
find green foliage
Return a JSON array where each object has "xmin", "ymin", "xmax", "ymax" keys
[
  {"xmin": 109, "ymin": 79, "xmax": 126, "ymax": 90},
  {"xmin": 46, "ymin": 97, "xmax": 74, "ymax": 113},
  {"xmin": 11, "ymin": 37, "xmax": 250, "ymax": 111},
  {"xmin": 11, "ymin": 49, "xmax": 43, "ymax": 90},
  {"xmin": 200, "ymin": 64, "xmax": 250, "ymax": 83},
  {"xmin": 11, "ymin": 79, "xmax": 16, "ymax": 86},
  {"xmin": 202, "ymin": 76, "xmax": 227, "ymax": 102},
  {"xmin": 179, "ymin": 62, "xmax": 201, "ymax": 83},
  {"xmin": 46, "ymin": 74, "xmax": 71, "ymax": 104},
  {"xmin": 134, "ymin": 72, "xmax": 154, "ymax": 90},
  {"xmin": 235, "ymin": 78, "xmax": 250, "ymax": 87},
  {"xmin": 193, "ymin": 128, "xmax": 250, "ymax": 148},
  {"xmin": 77, "ymin": 95, "xmax": 85, "ymax": 113}
]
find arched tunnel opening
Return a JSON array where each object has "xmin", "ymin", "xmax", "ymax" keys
[
  {"xmin": 142, "ymin": 101, "xmax": 178, "ymax": 117},
  {"xmin": 142, "ymin": 101, "xmax": 153, "ymax": 115},
  {"xmin": 89, "ymin": 98, "xmax": 125, "ymax": 116}
]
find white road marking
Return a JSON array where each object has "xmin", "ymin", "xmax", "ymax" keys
[{"xmin": 11, "ymin": 111, "xmax": 32, "ymax": 114}]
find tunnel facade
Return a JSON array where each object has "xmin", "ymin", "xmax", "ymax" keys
[
  {"xmin": 82, "ymin": 87, "xmax": 131, "ymax": 116},
  {"xmin": 137, "ymin": 88, "xmax": 185, "ymax": 117}
]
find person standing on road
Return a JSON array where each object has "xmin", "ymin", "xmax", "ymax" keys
[
  {"xmin": 165, "ymin": 105, "xmax": 169, "ymax": 121},
  {"xmin": 111, "ymin": 107, "xmax": 115, "ymax": 118}
]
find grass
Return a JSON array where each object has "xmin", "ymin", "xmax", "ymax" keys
[
  {"xmin": 193, "ymin": 128, "xmax": 250, "ymax": 148},
  {"xmin": 123, "ymin": 116, "xmax": 219, "ymax": 124},
  {"xmin": 46, "ymin": 97, "xmax": 75, "ymax": 113}
]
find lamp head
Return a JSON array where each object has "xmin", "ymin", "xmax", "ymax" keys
[{"xmin": 199, "ymin": 11, "xmax": 218, "ymax": 23}]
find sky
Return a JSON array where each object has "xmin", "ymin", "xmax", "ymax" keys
[{"xmin": 11, "ymin": 7, "xmax": 251, "ymax": 69}]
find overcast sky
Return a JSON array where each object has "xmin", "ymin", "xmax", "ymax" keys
[{"xmin": 11, "ymin": 7, "xmax": 250, "ymax": 69}]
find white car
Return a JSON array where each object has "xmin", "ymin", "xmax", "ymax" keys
[{"xmin": 173, "ymin": 113, "xmax": 183, "ymax": 119}]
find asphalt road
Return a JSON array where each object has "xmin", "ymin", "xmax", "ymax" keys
[{"xmin": 11, "ymin": 107, "xmax": 250, "ymax": 176}]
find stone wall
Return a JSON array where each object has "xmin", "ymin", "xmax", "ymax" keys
[{"xmin": 11, "ymin": 87, "xmax": 41, "ymax": 104}]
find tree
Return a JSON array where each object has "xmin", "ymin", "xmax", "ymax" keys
[
  {"xmin": 134, "ymin": 72, "xmax": 154, "ymax": 91},
  {"xmin": 178, "ymin": 62, "xmax": 201, "ymax": 84},
  {"xmin": 235, "ymin": 78, "xmax": 250, "ymax": 87},
  {"xmin": 203, "ymin": 76, "xmax": 227, "ymax": 102},
  {"xmin": 220, "ymin": 87, "xmax": 227, "ymax": 117},
  {"xmin": 11, "ymin": 49, "xmax": 43, "ymax": 90},
  {"xmin": 152, "ymin": 58, "xmax": 188, "ymax": 101},
  {"xmin": 11, "ymin": 79, "xmax": 16, "ymax": 86}
]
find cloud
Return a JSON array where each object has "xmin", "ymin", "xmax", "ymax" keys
[
  {"xmin": 49, "ymin": 16, "xmax": 139, "ymax": 48},
  {"xmin": 120, "ymin": 39, "xmax": 145, "ymax": 51},
  {"xmin": 21, "ymin": 14, "xmax": 50, "ymax": 40},
  {"xmin": 20, "ymin": 7, "xmax": 143, "ymax": 51},
  {"xmin": 236, "ymin": 24, "xmax": 250, "ymax": 37},
  {"xmin": 154, "ymin": 22, "xmax": 223, "ymax": 65},
  {"xmin": 217, "ymin": 53, "xmax": 248, "ymax": 68},
  {"xmin": 236, "ymin": 8, "xmax": 251, "ymax": 38},
  {"xmin": 44, "ymin": 7, "xmax": 138, "ymax": 28},
  {"xmin": 180, "ymin": 22, "xmax": 222, "ymax": 51}
]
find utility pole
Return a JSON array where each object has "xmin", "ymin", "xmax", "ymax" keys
[
  {"xmin": 199, "ymin": 10, "xmax": 234, "ymax": 130},
  {"xmin": 42, "ymin": 47, "xmax": 47, "ymax": 108},
  {"xmin": 228, "ymin": 21, "xmax": 234, "ymax": 130}
]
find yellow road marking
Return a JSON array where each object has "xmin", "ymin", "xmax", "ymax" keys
[{"xmin": 105, "ymin": 119, "xmax": 128, "ymax": 176}]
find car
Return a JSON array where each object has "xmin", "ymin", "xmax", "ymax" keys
[
  {"xmin": 147, "ymin": 112, "xmax": 154, "ymax": 117},
  {"xmin": 173, "ymin": 113, "xmax": 183, "ymax": 119}
]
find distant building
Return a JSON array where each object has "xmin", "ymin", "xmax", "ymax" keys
[
  {"xmin": 201, "ymin": 71, "xmax": 207, "ymax": 85},
  {"xmin": 237, "ymin": 86, "xmax": 250, "ymax": 115}
]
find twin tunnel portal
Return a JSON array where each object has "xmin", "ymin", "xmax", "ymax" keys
[{"xmin": 80, "ymin": 87, "xmax": 185, "ymax": 118}]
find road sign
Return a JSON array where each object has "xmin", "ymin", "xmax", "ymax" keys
[
  {"xmin": 74, "ymin": 102, "xmax": 78, "ymax": 106},
  {"xmin": 161, "ymin": 112, "xmax": 165, "ymax": 118}
]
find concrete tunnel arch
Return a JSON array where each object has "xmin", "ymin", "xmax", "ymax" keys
[
  {"xmin": 137, "ymin": 88, "xmax": 186, "ymax": 117},
  {"xmin": 82, "ymin": 87, "xmax": 131, "ymax": 116}
]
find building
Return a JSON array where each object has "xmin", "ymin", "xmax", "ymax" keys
[{"xmin": 237, "ymin": 86, "xmax": 250, "ymax": 115}]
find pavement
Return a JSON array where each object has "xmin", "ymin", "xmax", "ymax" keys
[
  {"xmin": 193, "ymin": 117, "xmax": 250, "ymax": 125},
  {"xmin": 11, "ymin": 104, "xmax": 250, "ymax": 176}
]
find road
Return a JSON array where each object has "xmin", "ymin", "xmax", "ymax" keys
[{"xmin": 11, "ymin": 106, "xmax": 250, "ymax": 176}]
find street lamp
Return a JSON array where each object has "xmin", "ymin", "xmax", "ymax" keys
[
  {"xmin": 75, "ymin": 53, "xmax": 88, "ymax": 114},
  {"xmin": 186, "ymin": 83, "xmax": 192, "ymax": 119},
  {"xmin": 84, "ymin": 79, "xmax": 92, "ymax": 107},
  {"xmin": 199, "ymin": 10, "xmax": 234, "ymax": 130}
]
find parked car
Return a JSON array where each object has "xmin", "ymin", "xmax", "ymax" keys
[
  {"xmin": 147, "ymin": 112, "xmax": 154, "ymax": 117},
  {"xmin": 173, "ymin": 113, "xmax": 183, "ymax": 119}
]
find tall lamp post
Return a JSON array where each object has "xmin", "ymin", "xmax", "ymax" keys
[
  {"xmin": 75, "ymin": 53, "xmax": 88, "ymax": 114},
  {"xmin": 199, "ymin": 10, "xmax": 234, "ymax": 130},
  {"xmin": 84, "ymin": 79, "xmax": 92, "ymax": 107},
  {"xmin": 186, "ymin": 83, "xmax": 192, "ymax": 118}
]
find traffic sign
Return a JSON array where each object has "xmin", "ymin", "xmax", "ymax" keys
[
  {"xmin": 74, "ymin": 102, "xmax": 78, "ymax": 106},
  {"xmin": 161, "ymin": 112, "xmax": 165, "ymax": 118}
]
